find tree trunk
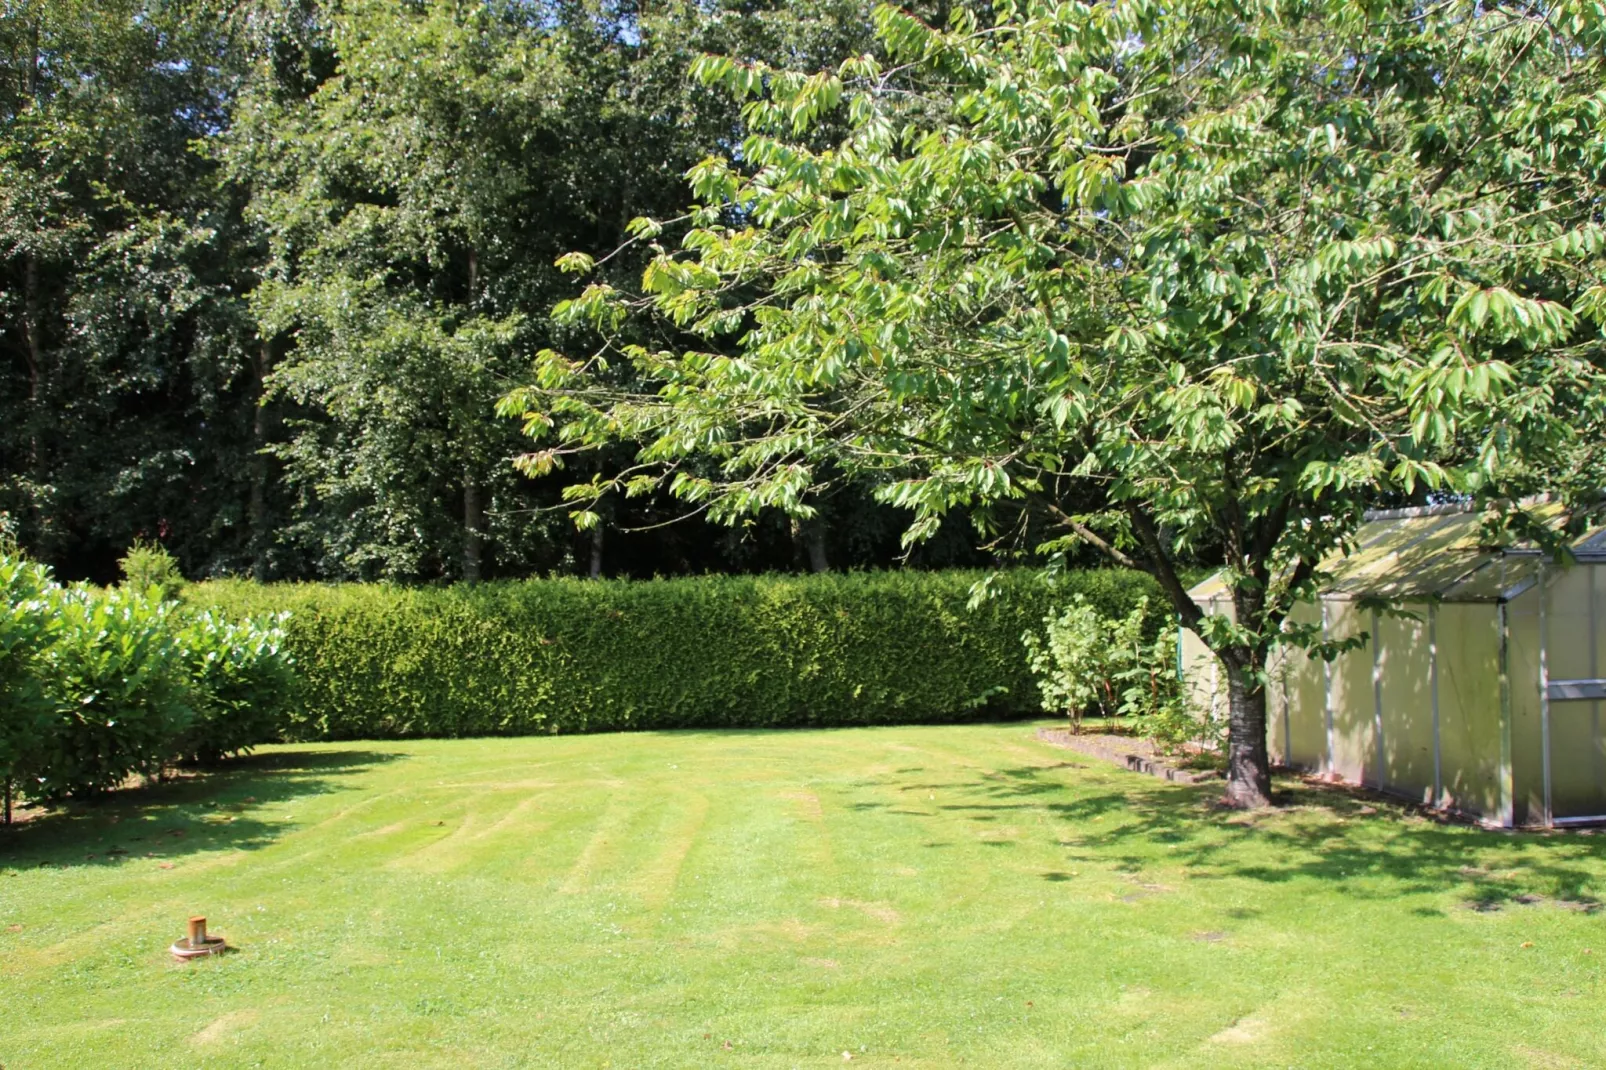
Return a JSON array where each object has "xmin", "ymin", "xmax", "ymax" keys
[
  {"xmin": 461, "ymin": 240, "xmax": 484, "ymax": 583},
  {"xmin": 463, "ymin": 472, "xmax": 484, "ymax": 582},
  {"xmin": 790, "ymin": 515, "xmax": 830, "ymax": 573},
  {"xmin": 1223, "ymin": 656, "xmax": 1272, "ymax": 808},
  {"xmin": 20, "ymin": 28, "xmax": 42, "ymax": 509},
  {"xmin": 22, "ymin": 252, "xmax": 43, "ymax": 486},
  {"xmin": 1122, "ymin": 502, "xmax": 1280, "ymax": 809},
  {"xmin": 805, "ymin": 522, "xmax": 829, "ymax": 573},
  {"xmin": 12, "ymin": 27, "xmax": 46, "ymax": 551},
  {"xmin": 249, "ymin": 341, "xmax": 273, "ymax": 582},
  {"xmin": 21, "ymin": 254, "xmax": 41, "ymax": 403},
  {"xmin": 588, "ymin": 521, "xmax": 604, "ymax": 579}
]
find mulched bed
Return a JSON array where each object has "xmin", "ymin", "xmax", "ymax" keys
[{"xmin": 1035, "ymin": 727, "xmax": 1222, "ymax": 785}]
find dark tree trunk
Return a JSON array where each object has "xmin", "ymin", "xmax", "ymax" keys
[
  {"xmin": 249, "ymin": 341, "xmax": 273, "ymax": 582},
  {"xmin": 805, "ymin": 523, "xmax": 829, "ymax": 573},
  {"xmin": 1223, "ymin": 654, "xmax": 1272, "ymax": 808},
  {"xmin": 21, "ymin": 255, "xmax": 41, "ymax": 401},
  {"xmin": 19, "ymin": 28, "xmax": 42, "ymax": 523},
  {"xmin": 1119, "ymin": 498, "xmax": 1285, "ymax": 810},
  {"xmin": 463, "ymin": 472, "xmax": 484, "ymax": 582},
  {"xmin": 790, "ymin": 515, "xmax": 830, "ymax": 573},
  {"xmin": 461, "ymin": 242, "xmax": 484, "ymax": 583},
  {"xmin": 588, "ymin": 521, "xmax": 604, "ymax": 579},
  {"xmin": 22, "ymin": 253, "xmax": 43, "ymax": 483}
]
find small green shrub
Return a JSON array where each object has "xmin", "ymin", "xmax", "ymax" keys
[
  {"xmin": 187, "ymin": 569, "xmax": 1167, "ymax": 740},
  {"xmin": 1145, "ymin": 688, "xmax": 1223, "ymax": 756},
  {"xmin": 26, "ymin": 586, "xmax": 194, "ymax": 799},
  {"xmin": 177, "ymin": 611, "xmax": 295, "ymax": 763},
  {"xmin": 118, "ymin": 538, "xmax": 186, "ymax": 601},
  {"xmin": 1024, "ymin": 594, "xmax": 1181, "ymax": 734}
]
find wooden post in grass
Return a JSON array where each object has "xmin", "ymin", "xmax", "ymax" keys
[{"xmin": 189, "ymin": 916, "xmax": 208, "ymax": 946}]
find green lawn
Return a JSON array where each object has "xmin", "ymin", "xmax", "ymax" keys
[{"xmin": 3, "ymin": 723, "xmax": 1604, "ymax": 1069}]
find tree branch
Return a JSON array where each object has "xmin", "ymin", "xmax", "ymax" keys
[
  {"xmin": 1124, "ymin": 501, "xmax": 1205, "ymax": 632},
  {"xmin": 1028, "ymin": 493, "xmax": 1139, "ymax": 568}
]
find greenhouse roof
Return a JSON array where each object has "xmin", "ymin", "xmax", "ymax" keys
[{"xmin": 1189, "ymin": 503, "xmax": 1606, "ymax": 605}]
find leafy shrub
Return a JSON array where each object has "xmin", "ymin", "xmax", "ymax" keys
[
  {"xmin": 187, "ymin": 569, "xmax": 1166, "ymax": 740},
  {"xmin": 0, "ymin": 550, "xmax": 300, "ymax": 810},
  {"xmin": 1, "ymin": 556, "xmax": 60, "ymax": 818},
  {"xmin": 176, "ymin": 611, "xmax": 295, "ymax": 762},
  {"xmin": 1025, "ymin": 595, "xmax": 1181, "ymax": 735},
  {"xmin": 1024, "ymin": 596, "xmax": 1109, "ymax": 732},
  {"xmin": 1146, "ymin": 687, "xmax": 1224, "ymax": 756},
  {"xmin": 118, "ymin": 538, "xmax": 186, "ymax": 601},
  {"xmin": 26, "ymin": 586, "xmax": 195, "ymax": 799}
]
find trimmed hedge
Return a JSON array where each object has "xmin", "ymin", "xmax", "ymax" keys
[{"xmin": 189, "ymin": 569, "xmax": 1167, "ymax": 741}]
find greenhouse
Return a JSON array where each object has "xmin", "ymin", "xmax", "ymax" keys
[{"xmin": 1182, "ymin": 504, "xmax": 1606, "ymax": 828}]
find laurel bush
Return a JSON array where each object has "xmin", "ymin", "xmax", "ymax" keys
[{"xmin": 0, "ymin": 551, "xmax": 293, "ymax": 809}]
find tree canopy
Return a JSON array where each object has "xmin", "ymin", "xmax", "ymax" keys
[
  {"xmin": 3, "ymin": 0, "xmax": 991, "ymax": 582},
  {"xmin": 1, "ymin": 0, "xmax": 255, "ymax": 576},
  {"xmin": 508, "ymin": 0, "xmax": 1606, "ymax": 804}
]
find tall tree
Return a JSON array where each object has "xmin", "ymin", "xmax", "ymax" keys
[
  {"xmin": 510, "ymin": 0, "xmax": 1606, "ymax": 804},
  {"xmin": 234, "ymin": 0, "xmax": 886, "ymax": 581},
  {"xmin": 0, "ymin": 0, "xmax": 258, "ymax": 580}
]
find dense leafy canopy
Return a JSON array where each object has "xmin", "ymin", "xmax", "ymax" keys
[
  {"xmin": 512, "ymin": 0, "xmax": 1606, "ymax": 802},
  {"xmin": 1, "ymin": 0, "xmax": 987, "ymax": 582},
  {"xmin": 1, "ymin": 0, "xmax": 257, "ymax": 578}
]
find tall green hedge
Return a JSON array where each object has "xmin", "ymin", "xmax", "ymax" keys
[{"xmin": 189, "ymin": 570, "xmax": 1166, "ymax": 740}]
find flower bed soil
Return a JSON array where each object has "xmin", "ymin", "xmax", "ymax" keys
[{"xmin": 1035, "ymin": 727, "xmax": 1222, "ymax": 785}]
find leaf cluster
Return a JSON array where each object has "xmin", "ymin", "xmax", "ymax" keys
[{"xmin": 515, "ymin": 0, "xmax": 1606, "ymax": 673}]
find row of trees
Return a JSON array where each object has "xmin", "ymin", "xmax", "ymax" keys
[{"xmin": 1, "ymin": 0, "xmax": 1002, "ymax": 583}]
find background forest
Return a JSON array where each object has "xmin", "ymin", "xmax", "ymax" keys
[{"xmin": 0, "ymin": 0, "xmax": 1006, "ymax": 583}]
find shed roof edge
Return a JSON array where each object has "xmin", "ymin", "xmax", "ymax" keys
[{"xmin": 1362, "ymin": 502, "xmax": 1477, "ymax": 522}]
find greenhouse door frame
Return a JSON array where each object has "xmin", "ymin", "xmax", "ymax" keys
[{"xmin": 1536, "ymin": 561, "xmax": 1606, "ymax": 829}]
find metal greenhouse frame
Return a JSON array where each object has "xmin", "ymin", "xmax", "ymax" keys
[{"xmin": 1181, "ymin": 504, "xmax": 1606, "ymax": 829}]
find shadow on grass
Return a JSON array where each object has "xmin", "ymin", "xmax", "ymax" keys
[
  {"xmin": 915, "ymin": 760, "xmax": 1606, "ymax": 914},
  {"xmin": 0, "ymin": 748, "xmax": 401, "ymax": 872}
]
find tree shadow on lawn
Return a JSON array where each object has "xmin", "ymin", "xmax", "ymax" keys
[
  {"xmin": 0, "ymin": 749, "xmax": 401, "ymax": 873},
  {"xmin": 933, "ymin": 762, "xmax": 1606, "ymax": 914}
]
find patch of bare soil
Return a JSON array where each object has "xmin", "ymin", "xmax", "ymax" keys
[{"xmin": 1035, "ymin": 728, "xmax": 1222, "ymax": 785}]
